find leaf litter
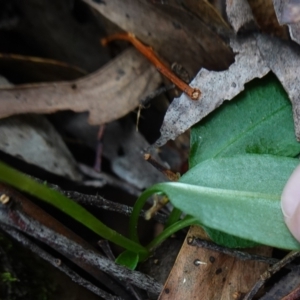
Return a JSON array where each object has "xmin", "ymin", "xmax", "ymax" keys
[
  {"xmin": 155, "ymin": 0, "xmax": 300, "ymax": 146},
  {"xmin": 0, "ymin": 48, "xmax": 161, "ymax": 125},
  {"xmin": 0, "ymin": 76, "xmax": 81, "ymax": 181},
  {"xmin": 1, "ymin": 1, "xmax": 300, "ymax": 299}
]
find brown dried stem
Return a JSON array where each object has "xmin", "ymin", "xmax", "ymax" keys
[
  {"xmin": 144, "ymin": 153, "xmax": 180, "ymax": 181},
  {"xmin": 101, "ymin": 33, "xmax": 201, "ymax": 100}
]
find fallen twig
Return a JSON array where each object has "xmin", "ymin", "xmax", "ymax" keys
[
  {"xmin": 31, "ymin": 177, "xmax": 168, "ymax": 224},
  {"xmin": 0, "ymin": 187, "xmax": 163, "ymax": 296},
  {"xmin": 0, "ymin": 226, "xmax": 120, "ymax": 300},
  {"xmin": 187, "ymin": 236, "xmax": 279, "ymax": 265},
  {"xmin": 79, "ymin": 163, "xmax": 141, "ymax": 197},
  {"xmin": 243, "ymin": 251, "xmax": 300, "ymax": 300},
  {"xmin": 101, "ymin": 33, "xmax": 201, "ymax": 100}
]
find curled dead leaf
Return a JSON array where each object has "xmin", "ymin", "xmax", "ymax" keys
[{"xmin": 0, "ymin": 48, "xmax": 162, "ymax": 125}]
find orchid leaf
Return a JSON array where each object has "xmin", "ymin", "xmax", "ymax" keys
[{"xmin": 144, "ymin": 155, "xmax": 300, "ymax": 250}]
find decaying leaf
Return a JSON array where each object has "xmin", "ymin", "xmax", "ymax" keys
[
  {"xmin": 0, "ymin": 48, "xmax": 162, "ymax": 125},
  {"xmin": 248, "ymin": 0, "xmax": 289, "ymax": 38},
  {"xmin": 155, "ymin": 1, "xmax": 300, "ymax": 146},
  {"xmin": 83, "ymin": 0, "xmax": 234, "ymax": 76},
  {"xmin": 0, "ymin": 76, "xmax": 81, "ymax": 180},
  {"xmin": 159, "ymin": 226, "xmax": 272, "ymax": 300},
  {"xmin": 155, "ymin": 35, "xmax": 270, "ymax": 147},
  {"xmin": 0, "ymin": 115, "xmax": 82, "ymax": 181}
]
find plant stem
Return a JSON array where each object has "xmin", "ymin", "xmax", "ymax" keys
[
  {"xmin": 146, "ymin": 216, "xmax": 198, "ymax": 252},
  {"xmin": 165, "ymin": 207, "xmax": 182, "ymax": 228},
  {"xmin": 101, "ymin": 33, "xmax": 201, "ymax": 100}
]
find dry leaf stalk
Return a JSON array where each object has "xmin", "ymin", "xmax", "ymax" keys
[{"xmin": 102, "ymin": 33, "xmax": 201, "ymax": 100}]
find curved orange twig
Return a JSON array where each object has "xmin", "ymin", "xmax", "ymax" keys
[{"xmin": 101, "ymin": 33, "xmax": 201, "ymax": 100}]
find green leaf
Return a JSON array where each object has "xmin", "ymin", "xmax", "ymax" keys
[
  {"xmin": 188, "ymin": 74, "xmax": 300, "ymax": 247},
  {"xmin": 0, "ymin": 160, "xmax": 148, "ymax": 256},
  {"xmin": 141, "ymin": 155, "xmax": 300, "ymax": 250},
  {"xmin": 190, "ymin": 75, "xmax": 300, "ymax": 168},
  {"xmin": 115, "ymin": 251, "xmax": 139, "ymax": 270}
]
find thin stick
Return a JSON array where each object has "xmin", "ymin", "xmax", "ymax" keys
[
  {"xmin": 98, "ymin": 240, "xmax": 115, "ymax": 261},
  {"xmin": 30, "ymin": 177, "xmax": 167, "ymax": 224},
  {"xmin": 98, "ymin": 240, "xmax": 146, "ymax": 300},
  {"xmin": 140, "ymin": 84, "xmax": 175, "ymax": 108},
  {"xmin": 94, "ymin": 124, "xmax": 106, "ymax": 172},
  {"xmin": 243, "ymin": 251, "xmax": 300, "ymax": 300},
  {"xmin": 0, "ymin": 225, "xmax": 120, "ymax": 300},
  {"xmin": 101, "ymin": 33, "xmax": 201, "ymax": 100},
  {"xmin": 144, "ymin": 153, "xmax": 180, "ymax": 181},
  {"xmin": 79, "ymin": 163, "xmax": 141, "ymax": 197},
  {"xmin": 187, "ymin": 236, "xmax": 279, "ymax": 265},
  {"xmin": 0, "ymin": 204, "xmax": 163, "ymax": 296}
]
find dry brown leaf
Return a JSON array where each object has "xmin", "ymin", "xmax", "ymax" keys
[
  {"xmin": 159, "ymin": 226, "xmax": 272, "ymax": 300},
  {"xmin": 83, "ymin": 0, "xmax": 234, "ymax": 76},
  {"xmin": 181, "ymin": 0, "xmax": 232, "ymax": 37},
  {"xmin": 248, "ymin": 0, "xmax": 289, "ymax": 38},
  {"xmin": 0, "ymin": 48, "xmax": 161, "ymax": 125}
]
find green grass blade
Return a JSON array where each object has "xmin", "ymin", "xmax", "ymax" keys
[{"xmin": 0, "ymin": 161, "xmax": 148, "ymax": 256}]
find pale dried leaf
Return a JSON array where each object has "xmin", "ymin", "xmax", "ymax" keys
[
  {"xmin": 273, "ymin": 0, "xmax": 300, "ymax": 44},
  {"xmin": 0, "ymin": 76, "xmax": 81, "ymax": 180},
  {"xmin": 0, "ymin": 115, "xmax": 82, "ymax": 180},
  {"xmin": 103, "ymin": 120, "xmax": 168, "ymax": 189},
  {"xmin": 0, "ymin": 48, "xmax": 162, "ymax": 125},
  {"xmin": 155, "ymin": 35, "xmax": 270, "ymax": 147}
]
